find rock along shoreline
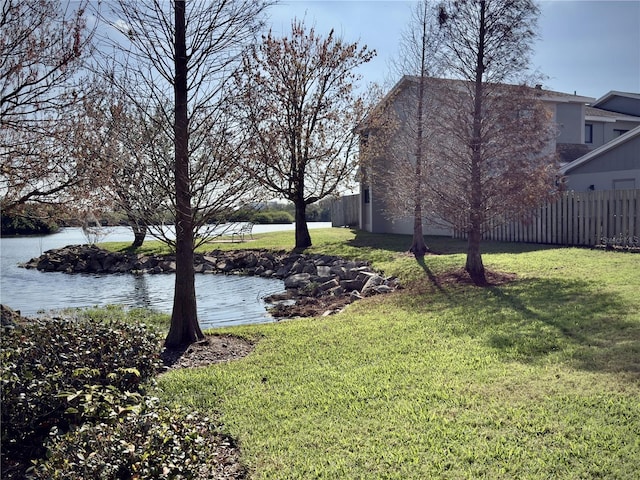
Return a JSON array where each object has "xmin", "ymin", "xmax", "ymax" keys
[{"xmin": 20, "ymin": 245, "xmax": 401, "ymax": 318}]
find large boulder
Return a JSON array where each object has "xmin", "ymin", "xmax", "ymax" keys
[
  {"xmin": 361, "ymin": 274, "xmax": 385, "ymax": 296},
  {"xmin": 284, "ymin": 273, "xmax": 312, "ymax": 289},
  {"xmin": 1, "ymin": 304, "xmax": 28, "ymax": 327}
]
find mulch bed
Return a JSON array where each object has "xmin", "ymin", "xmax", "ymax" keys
[{"xmin": 161, "ymin": 334, "xmax": 255, "ymax": 370}]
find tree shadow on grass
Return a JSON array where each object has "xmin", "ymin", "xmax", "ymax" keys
[
  {"xmin": 415, "ymin": 256, "xmax": 449, "ymax": 297},
  {"xmin": 347, "ymin": 229, "xmax": 563, "ymax": 256},
  {"xmin": 480, "ymin": 278, "xmax": 639, "ymax": 379}
]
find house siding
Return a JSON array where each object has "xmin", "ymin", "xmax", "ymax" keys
[
  {"xmin": 360, "ymin": 173, "xmax": 395, "ymax": 234},
  {"xmin": 556, "ymin": 103, "xmax": 585, "ymax": 144},
  {"xmin": 596, "ymin": 96, "xmax": 640, "ymax": 117},
  {"xmin": 587, "ymin": 120, "xmax": 640, "ymax": 149},
  {"xmin": 359, "ymin": 76, "xmax": 598, "ymax": 236},
  {"xmin": 564, "ymin": 135, "xmax": 640, "ymax": 191},
  {"xmin": 587, "ymin": 121, "xmax": 605, "ymax": 147}
]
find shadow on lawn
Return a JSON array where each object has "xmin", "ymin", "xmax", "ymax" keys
[
  {"xmin": 480, "ymin": 278, "xmax": 639, "ymax": 379},
  {"xmin": 347, "ymin": 229, "xmax": 563, "ymax": 256},
  {"xmin": 416, "ymin": 256, "xmax": 449, "ymax": 297}
]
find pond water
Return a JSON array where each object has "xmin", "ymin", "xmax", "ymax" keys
[{"xmin": 0, "ymin": 223, "xmax": 331, "ymax": 329}]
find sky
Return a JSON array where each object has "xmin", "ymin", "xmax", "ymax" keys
[{"xmin": 267, "ymin": 0, "xmax": 640, "ymax": 101}]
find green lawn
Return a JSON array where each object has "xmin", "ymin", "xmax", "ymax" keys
[{"xmin": 128, "ymin": 228, "xmax": 638, "ymax": 479}]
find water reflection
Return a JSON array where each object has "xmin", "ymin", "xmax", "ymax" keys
[{"xmin": 132, "ymin": 274, "xmax": 152, "ymax": 309}]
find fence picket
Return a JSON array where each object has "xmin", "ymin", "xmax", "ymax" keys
[
  {"xmin": 332, "ymin": 190, "xmax": 640, "ymax": 247},
  {"xmin": 452, "ymin": 189, "xmax": 639, "ymax": 246}
]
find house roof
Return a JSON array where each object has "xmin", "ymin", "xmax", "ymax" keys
[
  {"xmin": 358, "ymin": 75, "xmax": 595, "ymax": 132},
  {"xmin": 560, "ymin": 125, "xmax": 640, "ymax": 174},
  {"xmin": 593, "ymin": 91, "xmax": 640, "ymax": 107},
  {"xmin": 557, "ymin": 143, "xmax": 591, "ymax": 164},
  {"xmin": 585, "ymin": 106, "xmax": 640, "ymax": 123},
  {"xmin": 530, "ymin": 87, "xmax": 595, "ymax": 104},
  {"xmin": 388, "ymin": 76, "xmax": 595, "ymax": 105}
]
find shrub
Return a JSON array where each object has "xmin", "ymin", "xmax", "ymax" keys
[
  {"xmin": 0, "ymin": 211, "xmax": 59, "ymax": 235},
  {"xmin": 70, "ymin": 305, "xmax": 171, "ymax": 335},
  {"xmin": 0, "ymin": 318, "xmax": 162, "ymax": 462},
  {"xmin": 31, "ymin": 398, "xmax": 242, "ymax": 480},
  {"xmin": 252, "ymin": 210, "xmax": 294, "ymax": 224}
]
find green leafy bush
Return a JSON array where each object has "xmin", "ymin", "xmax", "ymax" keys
[
  {"xmin": 0, "ymin": 318, "xmax": 161, "ymax": 461},
  {"xmin": 31, "ymin": 398, "xmax": 241, "ymax": 480},
  {"xmin": 0, "ymin": 211, "xmax": 59, "ymax": 235}
]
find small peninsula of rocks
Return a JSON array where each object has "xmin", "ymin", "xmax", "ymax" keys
[{"xmin": 21, "ymin": 245, "xmax": 400, "ymax": 318}]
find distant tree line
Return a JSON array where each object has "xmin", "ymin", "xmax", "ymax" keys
[
  {"xmin": 0, "ymin": 199, "xmax": 332, "ymax": 235},
  {"xmin": 1, "ymin": 207, "xmax": 59, "ymax": 236}
]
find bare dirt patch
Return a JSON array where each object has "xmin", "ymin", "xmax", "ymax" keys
[
  {"xmin": 434, "ymin": 268, "xmax": 518, "ymax": 287},
  {"xmin": 161, "ymin": 334, "xmax": 255, "ymax": 371},
  {"xmin": 406, "ymin": 267, "xmax": 518, "ymax": 294},
  {"xmin": 268, "ymin": 294, "xmax": 354, "ymax": 319}
]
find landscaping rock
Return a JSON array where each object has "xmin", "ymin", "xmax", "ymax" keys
[
  {"xmin": 316, "ymin": 265, "xmax": 332, "ymax": 278},
  {"xmin": 361, "ymin": 274, "xmax": 385, "ymax": 296},
  {"xmin": 317, "ymin": 278, "xmax": 340, "ymax": 292},
  {"xmin": 20, "ymin": 246, "xmax": 401, "ymax": 319},
  {"xmin": 284, "ymin": 273, "xmax": 312, "ymax": 289},
  {"xmin": 1, "ymin": 304, "xmax": 29, "ymax": 328}
]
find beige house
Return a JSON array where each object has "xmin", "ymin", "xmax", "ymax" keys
[{"xmin": 358, "ymin": 76, "xmax": 595, "ymax": 235}]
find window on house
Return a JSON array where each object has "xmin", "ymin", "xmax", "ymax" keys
[
  {"xmin": 364, "ymin": 188, "xmax": 370, "ymax": 204},
  {"xmin": 585, "ymin": 124, "xmax": 593, "ymax": 144},
  {"xmin": 614, "ymin": 129, "xmax": 629, "ymax": 137}
]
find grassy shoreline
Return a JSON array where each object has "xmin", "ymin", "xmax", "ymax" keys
[{"xmin": 112, "ymin": 228, "xmax": 639, "ymax": 478}]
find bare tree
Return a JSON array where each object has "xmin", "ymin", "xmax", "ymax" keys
[
  {"xmin": 96, "ymin": 0, "xmax": 270, "ymax": 347},
  {"xmin": 107, "ymin": 106, "xmax": 170, "ymax": 248},
  {"xmin": 75, "ymin": 83, "xmax": 171, "ymax": 248},
  {"xmin": 379, "ymin": 0, "xmax": 444, "ymax": 257},
  {"xmin": 0, "ymin": 0, "xmax": 94, "ymax": 213},
  {"xmin": 435, "ymin": 0, "xmax": 558, "ymax": 284},
  {"xmin": 0, "ymin": 0, "xmax": 90, "ymax": 126},
  {"xmin": 234, "ymin": 20, "xmax": 375, "ymax": 250}
]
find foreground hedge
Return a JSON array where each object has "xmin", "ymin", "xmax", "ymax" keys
[
  {"xmin": 31, "ymin": 399, "xmax": 244, "ymax": 480},
  {"xmin": 1, "ymin": 317, "xmax": 162, "ymax": 466}
]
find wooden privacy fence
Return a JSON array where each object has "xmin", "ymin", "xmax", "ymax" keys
[
  {"xmin": 459, "ymin": 189, "xmax": 639, "ymax": 247},
  {"xmin": 331, "ymin": 194, "xmax": 360, "ymax": 227}
]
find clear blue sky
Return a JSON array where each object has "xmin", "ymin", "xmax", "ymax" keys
[{"xmin": 268, "ymin": 0, "xmax": 640, "ymax": 101}]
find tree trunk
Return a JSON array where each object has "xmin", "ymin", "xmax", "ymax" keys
[
  {"xmin": 465, "ymin": 0, "xmax": 487, "ymax": 286},
  {"xmin": 294, "ymin": 200, "xmax": 312, "ymax": 250},
  {"xmin": 410, "ymin": 14, "xmax": 429, "ymax": 260},
  {"xmin": 465, "ymin": 224, "xmax": 486, "ymax": 285},
  {"xmin": 130, "ymin": 222, "xmax": 147, "ymax": 248},
  {"xmin": 410, "ymin": 202, "xmax": 428, "ymax": 258},
  {"xmin": 165, "ymin": 0, "xmax": 203, "ymax": 348},
  {"xmin": 410, "ymin": 61, "xmax": 429, "ymax": 258}
]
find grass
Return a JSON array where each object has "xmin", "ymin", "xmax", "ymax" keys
[
  {"xmin": 106, "ymin": 228, "xmax": 639, "ymax": 478},
  {"xmin": 64, "ymin": 304, "xmax": 171, "ymax": 334},
  {"xmin": 100, "ymin": 227, "xmax": 359, "ymax": 256}
]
